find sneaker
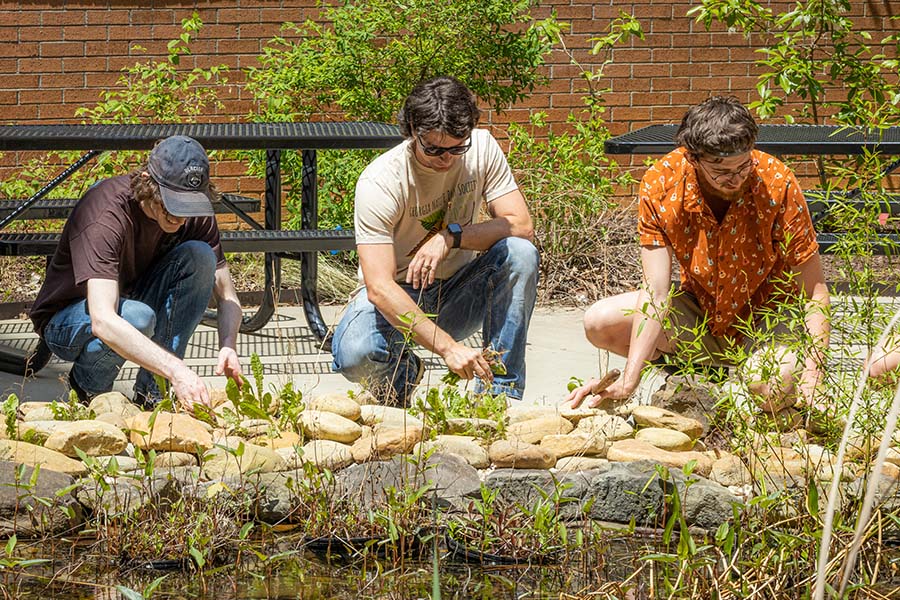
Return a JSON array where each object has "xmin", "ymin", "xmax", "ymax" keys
[{"xmin": 67, "ymin": 370, "xmax": 92, "ymax": 405}]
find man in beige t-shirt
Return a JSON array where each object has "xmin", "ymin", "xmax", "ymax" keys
[{"xmin": 331, "ymin": 76, "xmax": 538, "ymax": 405}]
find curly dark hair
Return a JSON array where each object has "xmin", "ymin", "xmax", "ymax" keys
[
  {"xmin": 675, "ymin": 96, "xmax": 759, "ymax": 159},
  {"xmin": 397, "ymin": 75, "xmax": 480, "ymax": 140}
]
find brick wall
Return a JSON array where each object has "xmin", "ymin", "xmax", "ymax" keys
[{"xmin": 0, "ymin": 0, "xmax": 895, "ymax": 194}]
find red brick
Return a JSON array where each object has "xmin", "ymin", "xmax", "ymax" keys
[
  {"xmin": 0, "ymin": 73, "xmax": 37, "ymax": 88},
  {"xmin": 41, "ymin": 41, "xmax": 86, "ymax": 57},
  {"xmin": 690, "ymin": 76, "xmax": 731, "ymax": 91},
  {"xmin": 42, "ymin": 11, "xmax": 87, "ymax": 26},
  {"xmin": 19, "ymin": 26, "xmax": 62, "ymax": 41},
  {"xmin": 63, "ymin": 57, "xmax": 107, "ymax": 73},
  {"xmin": 132, "ymin": 9, "xmax": 176, "ymax": 25},
  {"xmin": 19, "ymin": 89, "xmax": 62, "ymax": 104},
  {"xmin": 87, "ymin": 11, "xmax": 130, "ymax": 26},
  {"xmin": 633, "ymin": 63, "xmax": 671, "ymax": 78},
  {"xmin": 4, "ymin": 105, "xmax": 39, "ymax": 121},
  {"xmin": 5, "ymin": 42, "xmax": 39, "ymax": 58}
]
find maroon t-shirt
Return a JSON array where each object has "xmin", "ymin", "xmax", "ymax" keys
[{"xmin": 30, "ymin": 175, "xmax": 226, "ymax": 335}]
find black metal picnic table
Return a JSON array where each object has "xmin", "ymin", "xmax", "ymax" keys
[
  {"xmin": 604, "ymin": 123, "xmax": 900, "ymax": 254},
  {"xmin": 0, "ymin": 122, "xmax": 402, "ymax": 374}
]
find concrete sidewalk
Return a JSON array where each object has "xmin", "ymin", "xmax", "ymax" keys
[{"xmin": 0, "ymin": 304, "xmax": 663, "ymax": 407}]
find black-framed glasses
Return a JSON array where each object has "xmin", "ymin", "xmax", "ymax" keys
[
  {"xmin": 415, "ymin": 136, "xmax": 471, "ymax": 157},
  {"xmin": 698, "ymin": 158, "xmax": 754, "ymax": 184}
]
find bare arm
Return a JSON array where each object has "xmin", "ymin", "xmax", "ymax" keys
[
  {"xmin": 212, "ymin": 264, "xmax": 243, "ymax": 386},
  {"xmin": 86, "ymin": 278, "xmax": 210, "ymax": 410},
  {"xmin": 792, "ymin": 253, "xmax": 830, "ymax": 405}
]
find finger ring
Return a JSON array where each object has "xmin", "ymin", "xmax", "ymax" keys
[{"xmin": 424, "ymin": 265, "xmax": 432, "ymax": 271}]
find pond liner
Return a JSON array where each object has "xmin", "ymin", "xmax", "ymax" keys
[
  {"xmin": 121, "ymin": 556, "xmax": 191, "ymax": 571},
  {"xmin": 444, "ymin": 532, "xmax": 559, "ymax": 566},
  {"xmin": 302, "ymin": 532, "xmax": 432, "ymax": 561}
]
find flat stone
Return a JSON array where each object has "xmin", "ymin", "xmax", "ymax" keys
[
  {"xmin": 236, "ymin": 419, "xmax": 273, "ymax": 438},
  {"xmin": 370, "ymin": 423, "xmax": 423, "ymax": 459},
  {"xmin": 154, "ymin": 451, "xmax": 198, "ymax": 468},
  {"xmin": 353, "ymin": 391, "xmax": 378, "ymax": 405},
  {"xmin": 0, "ymin": 440, "xmax": 86, "ymax": 476},
  {"xmin": 507, "ymin": 405, "xmax": 559, "ymax": 424},
  {"xmin": 94, "ymin": 412, "xmax": 129, "ymax": 431},
  {"xmin": 44, "ymin": 420, "xmax": 129, "ymax": 457},
  {"xmin": 0, "ymin": 462, "xmax": 82, "ymax": 537},
  {"xmin": 709, "ymin": 454, "xmax": 751, "ymax": 487},
  {"xmin": 94, "ymin": 455, "xmax": 140, "ymax": 472},
  {"xmin": 359, "ymin": 405, "xmax": 422, "ymax": 428},
  {"xmin": 88, "ymin": 392, "xmax": 140, "ymax": 420},
  {"xmin": 18, "ymin": 402, "xmax": 53, "ymax": 418},
  {"xmin": 558, "ymin": 404, "xmax": 608, "ymax": 424},
  {"xmin": 202, "ymin": 441, "xmax": 286, "ymax": 479},
  {"xmin": 249, "ymin": 431, "xmax": 302, "ymax": 451},
  {"xmin": 299, "ymin": 439, "xmax": 354, "ymax": 471},
  {"xmin": 414, "ymin": 435, "xmax": 490, "ymax": 469},
  {"xmin": 507, "ymin": 415, "xmax": 573, "ymax": 444},
  {"xmin": 555, "ymin": 456, "xmax": 609, "ymax": 472},
  {"xmin": 635, "ymin": 427, "xmax": 694, "ymax": 452},
  {"xmin": 129, "ymin": 412, "xmax": 213, "ymax": 454},
  {"xmin": 607, "ymin": 439, "xmax": 713, "ymax": 477},
  {"xmin": 21, "ymin": 406, "xmax": 57, "ymax": 422},
  {"xmin": 298, "ymin": 410, "xmax": 361, "ymax": 443},
  {"xmin": 16, "ymin": 420, "xmax": 67, "ymax": 442},
  {"xmin": 445, "ymin": 417, "xmax": 498, "ymax": 436},
  {"xmin": 631, "ymin": 406, "xmax": 704, "ymax": 440},
  {"xmin": 650, "ymin": 375, "xmax": 716, "ymax": 435},
  {"xmin": 489, "ymin": 439, "xmax": 556, "ymax": 469},
  {"xmin": 540, "ymin": 432, "xmax": 608, "ymax": 458},
  {"xmin": 350, "ymin": 426, "xmax": 375, "ymax": 463},
  {"xmin": 306, "ymin": 393, "xmax": 362, "ymax": 421},
  {"xmin": 576, "ymin": 414, "xmax": 634, "ymax": 441}
]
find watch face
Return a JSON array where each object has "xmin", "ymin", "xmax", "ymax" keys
[{"xmin": 449, "ymin": 223, "xmax": 462, "ymax": 234}]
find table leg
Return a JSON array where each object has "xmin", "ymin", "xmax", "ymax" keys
[{"xmin": 299, "ymin": 149, "xmax": 332, "ymax": 349}]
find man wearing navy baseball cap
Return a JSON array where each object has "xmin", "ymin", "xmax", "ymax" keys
[{"xmin": 31, "ymin": 135, "xmax": 244, "ymax": 411}]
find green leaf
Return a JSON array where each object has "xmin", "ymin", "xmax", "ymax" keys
[{"xmin": 115, "ymin": 586, "xmax": 145, "ymax": 600}]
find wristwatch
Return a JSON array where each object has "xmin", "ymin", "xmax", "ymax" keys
[{"xmin": 447, "ymin": 223, "xmax": 462, "ymax": 249}]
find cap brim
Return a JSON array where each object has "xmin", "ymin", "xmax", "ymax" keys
[{"xmin": 158, "ymin": 185, "xmax": 215, "ymax": 218}]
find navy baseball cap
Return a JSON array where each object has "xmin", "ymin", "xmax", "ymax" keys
[{"xmin": 147, "ymin": 135, "xmax": 215, "ymax": 217}]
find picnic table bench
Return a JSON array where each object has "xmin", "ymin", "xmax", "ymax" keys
[
  {"xmin": 604, "ymin": 123, "xmax": 900, "ymax": 254},
  {"xmin": 0, "ymin": 122, "xmax": 402, "ymax": 374}
]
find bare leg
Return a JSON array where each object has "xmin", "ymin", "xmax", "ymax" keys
[
  {"xmin": 743, "ymin": 344, "xmax": 803, "ymax": 412},
  {"xmin": 583, "ymin": 291, "xmax": 675, "ymax": 357}
]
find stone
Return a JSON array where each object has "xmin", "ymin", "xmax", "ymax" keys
[
  {"xmin": 44, "ymin": 420, "xmax": 129, "ymax": 457},
  {"xmin": 0, "ymin": 440, "xmax": 86, "ymax": 476},
  {"xmin": 365, "ymin": 423, "xmax": 423, "ymax": 459},
  {"xmin": 18, "ymin": 402, "xmax": 51, "ymax": 419},
  {"xmin": 236, "ymin": 419, "xmax": 273, "ymax": 438},
  {"xmin": 650, "ymin": 375, "xmax": 716, "ymax": 435},
  {"xmin": 413, "ymin": 435, "xmax": 490, "ymax": 469},
  {"xmin": 540, "ymin": 432, "xmax": 608, "ymax": 458},
  {"xmin": 208, "ymin": 388, "xmax": 230, "ymax": 409},
  {"xmin": 202, "ymin": 441, "xmax": 286, "ymax": 479},
  {"xmin": 350, "ymin": 426, "xmax": 375, "ymax": 463},
  {"xmin": 0, "ymin": 462, "xmax": 82, "ymax": 537},
  {"xmin": 445, "ymin": 417, "xmax": 498, "ymax": 437},
  {"xmin": 886, "ymin": 447, "xmax": 900, "ymax": 467},
  {"xmin": 299, "ymin": 439, "xmax": 354, "ymax": 471},
  {"xmin": 709, "ymin": 454, "xmax": 751, "ymax": 487},
  {"xmin": 75, "ymin": 479, "xmax": 151, "ymax": 515},
  {"xmin": 555, "ymin": 456, "xmax": 609, "ymax": 472},
  {"xmin": 353, "ymin": 391, "xmax": 378, "ymax": 405},
  {"xmin": 607, "ymin": 439, "xmax": 713, "ymax": 477},
  {"xmin": 94, "ymin": 412, "xmax": 129, "ymax": 431},
  {"xmin": 16, "ymin": 420, "xmax": 67, "ymax": 442},
  {"xmin": 631, "ymin": 406, "xmax": 704, "ymax": 440},
  {"xmin": 680, "ymin": 474, "xmax": 742, "ymax": 529},
  {"xmin": 635, "ymin": 427, "xmax": 694, "ymax": 452},
  {"xmin": 306, "ymin": 392, "xmax": 362, "ymax": 421},
  {"xmin": 249, "ymin": 431, "xmax": 302, "ymax": 451},
  {"xmin": 489, "ymin": 439, "xmax": 556, "ymax": 469},
  {"xmin": 95, "ymin": 455, "xmax": 140, "ymax": 472},
  {"xmin": 483, "ymin": 469, "xmax": 592, "ymax": 519},
  {"xmin": 129, "ymin": 412, "xmax": 213, "ymax": 454},
  {"xmin": 154, "ymin": 451, "xmax": 198, "ymax": 468},
  {"xmin": 558, "ymin": 404, "xmax": 607, "ymax": 425},
  {"xmin": 576, "ymin": 414, "xmax": 634, "ymax": 441},
  {"xmin": 21, "ymin": 405, "xmax": 57, "ymax": 422},
  {"xmin": 88, "ymin": 392, "xmax": 140, "ymax": 420},
  {"xmin": 507, "ymin": 405, "xmax": 559, "ymax": 424},
  {"xmin": 275, "ymin": 446, "xmax": 304, "ymax": 470},
  {"xmin": 359, "ymin": 405, "xmax": 422, "ymax": 428},
  {"xmin": 336, "ymin": 453, "xmax": 480, "ymax": 511},
  {"xmin": 298, "ymin": 410, "xmax": 362, "ymax": 444},
  {"xmin": 506, "ymin": 415, "xmax": 573, "ymax": 444},
  {"xmin": 584, "ymin": 461, "xmax": 667, "ymax": 526}
]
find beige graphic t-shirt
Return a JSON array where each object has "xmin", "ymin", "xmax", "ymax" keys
[{"xmin": 354, "ymin": 128, "xmax": 518, "ymax": 283}]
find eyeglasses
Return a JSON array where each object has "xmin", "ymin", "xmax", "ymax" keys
[
  {"xmin": 415, "ymin": 136, "xmax": 471, "ymax": 157},
  {"xmin": 697, "ymin": 158, "xmax": 754, "ymax": 184}
]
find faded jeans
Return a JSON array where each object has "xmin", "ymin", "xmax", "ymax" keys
[
  {"xmin": 42, "ymin": 240, "xmax": 216, "ymax": 399},
  {"xmin": 332, "ymin": 237, "xmax": 539, "ymax": 405}
]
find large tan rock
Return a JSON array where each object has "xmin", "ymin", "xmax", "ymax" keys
[
  {"xmin": 359, "ymin": 405, "xmax": 422, "ymax": 428},
  {"xmin": 236, "ymin": 419, "xmax": 272, "ymax": 438},
  {"xmin": 635, "ymin": 427, "xmax": 694, "ymax": 452},
  {"xmin": 16, "ymin": 420, "xmax": 67, "ymax": 442},
  {"xmin": 306, "ymin": 393, "xmax": 362, "ymax": 422},
  {"xmin": 21, "ymin": 406, "xmax": 57, "ymax": 422},
  {"xmin": 88, "ymin": 392, "xmax": 140, "ymax": 420},
  {"xmin": 0, "ymin": 440, "xmax": 86, "ymax": 476},
  {"xmin": 154, "ymin": 451, "xmax": 198, "ymax": 468},
  {"xmin": 539, "ymin": 432, "xmax": 608, "ymax": 458},
  {"xmin": 298, "ymin": 410, "xmax": 362, "ymax": 443},
  {"xmin": 445, "ymin": 418, "xmax": 498, "ymax": 437},
  {"xmin": 94, "ymin": 412, "xmax": 129, "ymax": 431},
  {"xmin": 506, "ymin": 415, "xmax": 573, "ymax": 444},
  {"xmin": 44, "ymin": 420, "xmax": 128, "ymax": 457},
  {"xmin": 202, "ymin": 441, "xmax": 286, "ymax": 479},
  {"xmin": 352, "ymin": 423, "xmax": 423, "ymax": 461},
  {"xmin": 249, "ymin": 431, "xmax": 302, "ymax": 451},
  {"xmin": 489, "ymin": 439, "xmax": 556, "ymax": 469},
  {"xmin": 576, "ymin": 414, "xmax": 634, "ymax": 441},
  {"xmin": 709, "ymin": 454, "xmax": 752, "ymax": 487},
  {"xmin": 555, "ymin": 456, "xmax": 609, "ymax": 472},
  {"xmin": 558, "ymin": 404, "xmax": 607, "ymax": 425},
  {"xmin": 18, "ymin": 402, "xmax": 53, "ymax": 419},
  {"xmin": 300, "ymin": 440, "xmax": 354, "ymax": 471},
  {"xmin": 128, "ymin": 412, "xmax": 213, "ymax": 454},
  {"xmin": 507, "ymin": 405, "xmax": 559, "ymax": 424},
  {"xmin": 350, "ymin": 426, "xmax": 375, "ymax": 463},
  {"xmin": 413, "ymin": 435, "xmax": 490, "ymax": 469},
  {"xmin": 607, "ymin": 439, "xmax": 713, "ymax": 477},
  {"xmin": 631, "ymin": 406, "xmax": 704, "ymax": 440}
]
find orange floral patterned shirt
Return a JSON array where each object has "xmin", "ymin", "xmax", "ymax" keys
[{"xmin": 638, "ymin": 148, "xmax": 819, "ymax": 338}]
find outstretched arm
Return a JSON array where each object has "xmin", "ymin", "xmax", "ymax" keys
[
  {"xmin": 793, "ymin": 253, "xmax": 830, "ymax": 406},
  {"xmin": 212, "ymin": 264, "xmax": 243, "ymax": 387}
]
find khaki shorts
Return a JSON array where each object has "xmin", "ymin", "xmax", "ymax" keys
[{"xmin": 660, "ymin": 291, "xmax": 793, "ymax": 367}]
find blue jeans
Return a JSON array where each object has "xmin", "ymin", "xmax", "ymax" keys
[
  {"xmin": 332, "ymin": 237, "xmax": 539, "ymax": 404},
  {"xmin": 42, "ymin": 241, "xmax": 217, "ymax": 399}
]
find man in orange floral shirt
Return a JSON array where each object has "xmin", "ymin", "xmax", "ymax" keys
[{"xmin": 567, "ymin": 97, "xmax": 830, "ymax": 415}]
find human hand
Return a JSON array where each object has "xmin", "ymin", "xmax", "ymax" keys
[
  {"xmin": 170, "ymin": 365, "xmax": 211, "ymax": 412},
  {"xmin": 406, "ymin": 232, "xmax": 451, "ymax": 289},
  {"xmin": 443, "ymin": 342, "xmax": 494, "ymax": 382},
  {"xmin": 216, "ymin": 347, "xmax": 243, "ymax": 388},
  {"xmin": 564, "ymin": 373, "xmax": 633, "ymax": 410}
]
